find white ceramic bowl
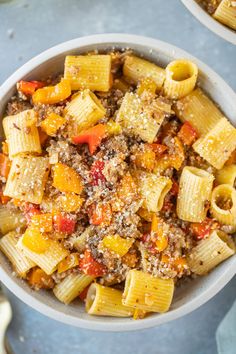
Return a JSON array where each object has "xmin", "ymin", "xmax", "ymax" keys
[
  {"xmin": 0, "ymin": 34, "xmax": 235, "ymax": 331},
  {"xmin": 181, "ymin": 0, "xmax": 236, "ymax": 45}
]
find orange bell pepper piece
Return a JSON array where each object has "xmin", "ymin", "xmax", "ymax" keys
[
  {"xmin": 151, "ymin": 214, "xmax": 168, "ymax": 252},
  {"xmin": 57, "ymin": 192, "xmax": 84, "ymax": 212},
  {"xmin": 53, "ymin": 213, "xmax": 76, "ymax": 234},
  {"xmin": 0, "ymin": 153, "xmax": 11, "ymax": 179},
  {"xmin": 32, "ymin": 78, "xmax": 71, "ymax": 104},
  {"xmin": 72, "ymin": 124, "xmax": 107, "ymax": 155},
  {"xmin": 57, "ymin": 253, "xmax": 80, "ymax": 273},
  {"xmin": 1, "ymin": 142, "xmax": 8, "ymax": 155},
  {"xmin": 178, "ymin": 121, "xmax": 198, "ymax": 146},
  {"xmin": 17, "ymin": 80, "xmax": 45, "ymax": 95},
  {"xmin": 30, "ymin": 213, "xmax": 53, "ymax": 233},
  {"xmin": 53, "ymin": 163, "xmax": 83, "ymax": 194},
  {"xmin": 28, "ymin": 267, "xmax": 54, "ymax": 289},
  {"xmin": 22, "ymin": 227, "xmax": 49, "ymax": 253},
  {"xmin": 41, "ymin": 113, "xmax": 66, "ymax": 136},
  {"xmin": 89, "ymin": 202, "xmax": 112, "ymax": 226}
]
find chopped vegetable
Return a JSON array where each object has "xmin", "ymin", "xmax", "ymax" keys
[
  {"xmin": 0, "ymin": 153, "xmax": 11, "ymax": 179},
  {"xmin": 53, "ymin": 163, "xmax": 83, "ymax": 194},
  {"xmin": 32, "ymin": 78, "xmax": 71, "ymax": 104},
  {"xmin": 79, "ymin": 249, "xmax": 107, "ymax": 277},
  {"xmin": 106, "ymin": 120, "xmax": 122, "ymax": 135},
  {"xmin": 190, "ymin": 218, "xmax": 218, "ymax": 240},
  {"xmin": 101, "ymin": 235, "xmax": 134, "ymax": 257},
  {"xmin": 1, "ymin": 142, "xmax": 8, "ymax": 155},
  {"xmin": 148, "ymin": 143, "xmax": 167, "ymax": 156},
  {"xmin": 89, "ymin": 202, "xmax": 112, "ymax": 226},
  {"xmin": 72, "ymin": 124, "xmax": 106, "ymax": 155},
  {"xmin": 23, "ymin": 203, "xmax": 41, "ymax": 224},
  {"xmin": 117, "ymin": 173, "xmax": 138, "ymax": 204},
  {"xmin": 28, "ymin": 267, "xmax": 54, "ymax": 289},
  {"xmin": 90, "ymin": 160, "xmax": 106, "ymax": 186},
  {"xmin": 173, "ymin": 257, "xmax": 187, "ymax": 272},
  {"xmin": 151, "ymin": 215, "xmax": 168, "ymax": 252},
  {"xmin": 78, "ymin": 285, "xmax": 90, "ymax": 301},
  {"xmin": 22, "ymin": 227, "xmax": 49, "ymax": 253},
  {"xmin": 30, "ymin": 213, "xmax": 53, "ymax": 233},
  {"xmin": 133, "ymin": 144, "xmax": 156, "ymax": 171},
  {"xmin": 17, "ymin": 80, "xmax": 45, "ymax": 95},
  {"xmin": 57, "ymin": 253, "xmax": 79, "ymax": 273},
  {"xmin": 0, "ymin": 189, "xmax": 11, "ymax": 204},
  {"xmin": 137, "ymin": 78, "xmax": 157, "ymax": 96},
  {"xmin": 170, "ymin": 180, "xmax": 179, "ymax": 196},
  {"xmin": 41, "ymin": 113, "xmax": 66, "ymax": 136},
  {"xmin": 178, "ymin": 121, "xmax": 198, "ymax": 146},
  {"xmin": 57, "ymin": 193, "xmax": 84, "ymax": 212},
  {"xmin": 53, "ymin": 214, "xmax": 76, "ymax": 234}
]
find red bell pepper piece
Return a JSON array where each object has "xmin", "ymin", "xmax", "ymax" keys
[
  {"xmin": 23, "ymin": 203, "xmax": 41, "ymax": 224},
  {"xmin": 17, "ymin": 80, "xmax": 45, "ymax": 96},
  {"xmin": 170, "ymin": 180, "xmax": 179, "ymax": 196},
  {"xmin": 72, "ymin": 124, "xmax": 106, "ymax": 155},
  {"xmin": 80, "ymin": 249, "xmax": 107, "ymax": 277},
  {"xmin": 148, "ymin": 143, "xmax": 167, "ymax": 156},
  {"xmin": 178, "ymin": 121, "xmax": 198, "ymax": 146},
  {"xmin": 90, "ymin": 160, "xmax": 106, "ymax": 186},
  {"xmin": 190, "ymin": 218, "xmax": 216, "ymax": 240},
  {"xmin": 53, "ymin": 213, "xmax": 76, "ymax": 234},
  {"xmin": 79, "ymin": 285, "xmax": 90, "ymax": 301}
]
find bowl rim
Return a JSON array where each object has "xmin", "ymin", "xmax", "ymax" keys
[
  {"xmin": 0, "ymin": 33, "xmax": 236, "ymax": 331},
  {"xmin": 181, "ymin": 0, "xmax": 236, "ymax": 45}
]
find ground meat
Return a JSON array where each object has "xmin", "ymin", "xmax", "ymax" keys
[
  {"xmin": 97, "ymin": 88, "xmax": 124, "ymax": 118},
  {"xmin": 6, "ymin": 98, "xmax": 32, "ymax": 115}
]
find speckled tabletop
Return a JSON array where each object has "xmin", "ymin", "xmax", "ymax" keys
[{"xmin": 0, "ymin": 0, "xmax": 236, "ymax": 353}]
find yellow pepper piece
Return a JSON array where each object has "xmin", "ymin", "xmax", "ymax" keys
[
  {"xmin": 57, "ymin": 253, "xmax": 80, "ymax": 273},
  {"xmin": 41, "ymin": 113, "xmax": 66, "ymax": 136},
  {"xmin": 32, "ymin": 78, "xmax": 71, "ymax": 105},
  {"xmin": 106, "ymin": 120, "xmax": 122, "ymax": 135},
  {"xmin": 30, "ymin": 213, "xmax": 53, "ymax": 233},
  {"xmin": 102, "ymin": 235, "xmax": 134, "ymax": 257},
  {"xmin": 57, "ymin": 192, "xmax": 84, "ymax": 212},
  {"xmin": 22, "ymin": 227, "xmax": 49, "ymax": 253},
  {"xmin": 137, "ymin": 78, "xmax": 157, "ymax": 96},
  {"xmin": 173, "ymin": 257, "xmax": 187, "ymax": 272},
  {"xmin": 53, "ymin": 163, "xmax": 83, "ymax": 194}
]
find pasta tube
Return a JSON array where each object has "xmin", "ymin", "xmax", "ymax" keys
[
  {"xmin": 210, "ymin": 184, "xmax": 236, "ymax": 226},
  {"xmin": 117, "ymin": 93, "xmax": 165, "ymax": 143},
  {"xmin": 188, "ymin": 230, "xmax": 235, "ymax": 275},
  {"xmin": 177, "ymin": 166, "xmax": 214, "ymax": 222},
  {"xmin": 3, "ymin": 109, "xmax": 41, "ymax": 158},
  {"xmin": 133, "ymin": 171, "xmax": 172, "ymax": 212},
  {"xmin": 163, "ymin": 60, "xmax": 198, "ymax": 99},
  {"xmin": 213, "ymin": 0, "xmax": 236, "ymax": 30},
  {"xmin": 123, "ymin": 56, "xmax": 165, "ymax": 91},
  {"xmin": 53, "ymin": 273, "xmax": 94, "ymax": 304},
  {"xmin": 216, "ymin": 165, "xmax": 236, "ymax": 186},
  {"xmin": 175, "ymin": 88, "xmax": 223, "ymax": 136},
  {"xmin": 86, "ymin": 283, "xmax": 134, "ymax": 317},
  {"xmin": 64, "ymin": 55, "xmax": 112, "ymax": 91},
  {"xmin": 123, "ymin": 270, "xmax": 174, "ymax": 313},
  {"xmin": 193, "ymin": 118, "xmax": 236, "ymax": 170},
  {"xmin": 0, "ymin": 231, "xmax": 35, "ymax": 277},
  {"xmin": 17, "ymin": 236, "xmax": 68, "ymax": 275},
  {"xmin": 64, "ymin": 90, "xmax": 106, "ymax": 133},
  {"xmin": 4, "ymin": 155, "xmax": 49, "ymax": 204}
]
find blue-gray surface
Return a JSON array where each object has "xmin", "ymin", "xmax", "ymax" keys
[{"xmin": 0, "ymin": 0, "xmax": 235, "ymax": 353}]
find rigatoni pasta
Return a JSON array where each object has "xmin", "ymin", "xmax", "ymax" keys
[
  {"xmin": 213, "ymin": 0, "xmax": 236, "ymax": 30},
  {"xmin": 0, "ymin": 231, "xmax": 35, "ymax": 277},
  {"xmin": 193, "ymin": 117, "xmax": 236, "ymax": 169},
  {"xmin": 123, "ymin": 55, "xmax": 165, "ymax": 91},
  {"xmin": 86, "ymin": 283, "xmax": 134, "ymax": 317},
  {"xmin": 123, "ymin": 270, "xmax": 174, "ymax": 313},
  {"xmin": 0, "ymin": 50, "xmax": 235, "ymax": 320},
  {"xmin": 188, "ymin": 230, "xmax": 235, "ymax": 275},
  {"xmin": 4, "ymin": 155, "xmax": 49, "ymax": 204},
  {"xmin": 174, "ymin": 88, "xmax": 223, "ymax": 136},
  {"xmin": 53, "ymin": 273, "xmax": 94, "ymax": 304},
  {"xmin": 210, "ymin": 184, "xmax": 236, "ymax": 226},
  {"xmin": 177, "ymin": 166, "xmax": 214, "ymax": 222},
  {"xmin": 3, "ymin": 109, "xmax": 41, "ymax": 158},
  {"xmin": 163, "ymin": 60, "xmax": 198, "ymax": 99},
  {"xmin": 64, "ymin": 55, "xmax": 112, "ymax": 91}
]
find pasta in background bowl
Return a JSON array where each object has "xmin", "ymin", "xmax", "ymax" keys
[
  {"xmin": 181, "ymin": 0, "xmax": 236, "ymax": 45},
  {"xmin": 0, "ymin": 34, "xmax": 235, "ymax": 331}
]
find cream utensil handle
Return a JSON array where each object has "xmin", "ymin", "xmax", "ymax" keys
[{"xmin": 0, "ymin": 286, "xmax": 12, "ymax": 354}]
